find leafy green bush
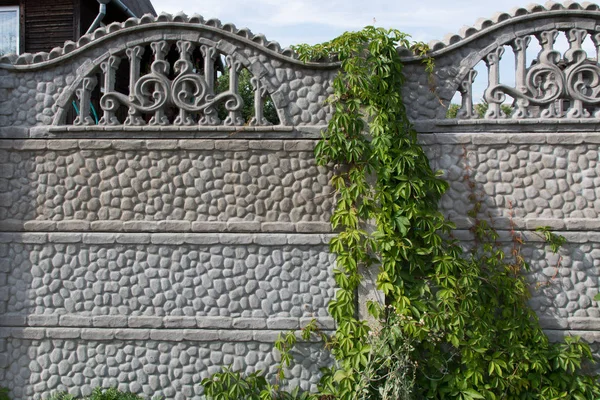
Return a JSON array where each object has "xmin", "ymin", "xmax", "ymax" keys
[
  {"xmin": 446, "ymin": 103, "xmax": 460, "ymax": 118},
  {"xmin": 47, "ymin": 387, "xmax": 158, "ymax": 400},
  {"xmin": 215, "ymin": 69, "xmax": 279, "ymax": 124},
  {"xmin": 201, "ymin": 367, "xmax": 311, "ymax": 400},
  {"xmin": 446, "ymin": 102, "xmax": 513, "ymax": 119}
]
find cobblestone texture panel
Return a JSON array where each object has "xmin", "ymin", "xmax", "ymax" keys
[
  {"xmin": 0, "ymin": 141, "xmax": 333, "ymax": 226},
  {"xmin": 0, "ymin": 241, "xmax": 335, "ymax": 319},
  {"xmin": 0, "ymin": 337, "xmax": 329, "ymax": 399}
]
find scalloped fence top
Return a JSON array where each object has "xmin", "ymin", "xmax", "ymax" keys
[
  {"xmin": 0, "ymin": 12, "xmax": 309, "ymax": 67},
  {"xmin": 1, "ymin": 1, "xmax": 600, "ymax": 131},
  {"xmin": 1, "ymin": 1, "xmax": 598, "ymax": 67}
]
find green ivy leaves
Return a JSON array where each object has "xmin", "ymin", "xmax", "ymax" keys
[
  {"xmin": 296, "ymin": 26, "xmax": 449, "ymax": 399},
  {"xmin": 203, "ymin": 25, "xmax": 600, "ymax": 400},
  {"xmin": 294, "ymin": 25, "xmax": 600, "ymax": 400}
]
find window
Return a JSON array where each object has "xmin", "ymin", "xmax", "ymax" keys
[{"xmin": 0, "ymin": 6, "xmax": 19, "ymax": 56}]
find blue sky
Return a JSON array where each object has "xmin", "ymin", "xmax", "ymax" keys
[
  {"xmin": 149, "ymin": 1, "xmax": 599, "ymax": 104},
  {"xmin": 149, "ymin": 0, "xmax": 536, "ymax": 47}
]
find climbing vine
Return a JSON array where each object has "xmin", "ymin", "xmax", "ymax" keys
[{"xmin": 203, "ymin": 26, "xmax": 600, "ymax": 400}]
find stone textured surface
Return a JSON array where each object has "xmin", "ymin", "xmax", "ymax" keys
[
  {"xmin": 0, "ymin": 119, "xmax": 336, "ymax": 399},
  {"xmin": 0, "ymin": 239, "xmax": 335, "ymax": 318},
  {"xmin": 0, "ymin": 337, "xmax": 329, "ymax": 399},
  {"xmin": 0, "ymin": 67, "xmax": 71, "ymax": 127},
  {"xmin": 0, "ymin": 26, "xmax": 337, "ymax": 128},
  {"xmin": 2, "ymin": 4, "xmax": 600, "ymax": 399},
  {"xmin": 0, "ymin": 140, "xmax": 333, "ymax": 226},
  {"xmin": 517, "ymin": 238, "xmax": 598, "ymax": 321},
  {"xmin": 422, "ymin": 135, "xmax": 600, "ymax": 229}
]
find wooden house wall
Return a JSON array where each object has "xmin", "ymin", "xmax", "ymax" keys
[
  {"xmin": 23, "ymin": 0, "xmax": 75, "ymax": 53},
  {"xmin": 0, "ymin": 0, "xmax": 154, "ymax": 54}
]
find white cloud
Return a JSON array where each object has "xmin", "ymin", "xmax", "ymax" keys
[
  {"xmin": 150, "ymin": 0, "xmax": 538, "ymax": 45},
  {"xmin": 148, "ymin": 0, "xmax": 600, "ymax": 105}
]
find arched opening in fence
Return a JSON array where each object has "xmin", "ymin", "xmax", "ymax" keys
[
  {"xmin": 448, "ymin": 28, "xmax": 600, "ymax": 120},
  {"xmin": 58, "ymin": 39, "xmax": 282, "ymax": 127}
]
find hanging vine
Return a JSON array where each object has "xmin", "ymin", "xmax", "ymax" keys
[{"xmin": 203, "ymin": 26, "xmax": 600, "ymax": 400}]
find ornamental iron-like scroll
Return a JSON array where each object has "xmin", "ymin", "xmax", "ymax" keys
[
  {"xmin": 452, "ymin": 28, "xmax": 600, "ymax": 120},
  {"xmin": 60, "ymin": 39, "xmax": 276, "ymax": 127}
]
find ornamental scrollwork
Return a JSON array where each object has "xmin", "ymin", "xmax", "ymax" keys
[
  {"xmin": 99, "ymin": 40, "xmax": 243, "ymax": 126},
  {"xmin": 455, "ymin": 28, "xmax": 600, "ymax": 120}
]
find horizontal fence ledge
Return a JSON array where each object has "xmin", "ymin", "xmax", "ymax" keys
[
  {"xmin": 0, "ymin": 315, "xmax": 336, "ymax": 331},
  {"xmin": 0, "ymin": 232, "xmax": 334, "ymax": 245},
  {"xmin": 416, "ymin": 131, "xmax": 600, "ymax": 144},
  {"xmin": 0, "ymin": 326, "xmax": 335, "ymax": 342},
  {"xmin": 451, "ymin": 230, "xmax": 600, "ymax": 243},
  {"xmin": 414, "ymin": 121, "xmax": 600, "ymax": 134},
  {"xmin": 7, "ymin": 126, "xmax": 323, "ymax": 140},
  {"xmin": 0, "ymin": 232, "xmax": 339, "ymax": 245},
  {"xmin": 544, "ymin": 330, "xmax": 600, "ymax": 343}
]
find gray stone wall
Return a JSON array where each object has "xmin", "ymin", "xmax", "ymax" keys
[
  {"xmin": 0, "ymin": 137, "xmax": 335, "ymax": 399},
  {"xmin": 422, "ymin": 132, "xmax": 600, "ymax": 359},
  {"xmin": 0, "ymin": 11, "xmax": 341, "ymax": 399},
  {"xmin": 421, "ymin": 133, "xmax": 600, "ymax": 231},
  {"xmin": 0, "ymin": 233, "xmax": 335, "ymax": 319},
  {"xmin": 0, "ymin": 139, "xmax": 332, "ymax": 231},
  {"xmin": 0, "ymin": 337, "xmax": 329, "ymax": 399},
  {"xmin": 0, "ymin": 64, "xmax": 76, "ymax": 128},
  {"xmin": 1, "ymin": 3, "xmax": 600, "ymax": 399}
]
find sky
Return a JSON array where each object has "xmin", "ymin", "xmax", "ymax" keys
[
  {"xmin": 148, "ymin": 0, "xmax": 539, "ymax": 47},
  {"xmin": 148, "ymin": 0, "xmax": 599, "ymax": 104}
]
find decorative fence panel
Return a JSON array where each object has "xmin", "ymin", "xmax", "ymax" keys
[
  {"xmin": 403, "ymin": 1, "xmax": 600, "ymax": 374},
  {"xmin": 0, "ymin": 14, "xmax": 338, "ymax": 400},
  {"xmin": 0, "ymin": 2, "xmax": 600, "ymax": 399}
]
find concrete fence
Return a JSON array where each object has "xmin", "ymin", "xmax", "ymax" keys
[{"xmin": 0, "ymin": 2, "xmax": 600, "ymax": 398}]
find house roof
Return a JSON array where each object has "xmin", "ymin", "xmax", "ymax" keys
[{"xmin": 120, "ymin": 0, "xmax": 157, "ymax": 17}]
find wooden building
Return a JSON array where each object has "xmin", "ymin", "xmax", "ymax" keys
[{"xmin": 0, "ymin": 0, "xmax": 156, "ymax": 55}]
